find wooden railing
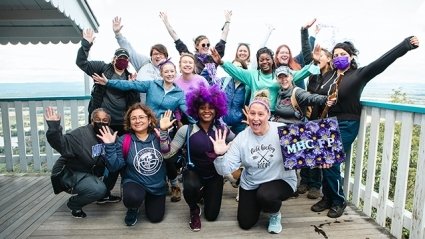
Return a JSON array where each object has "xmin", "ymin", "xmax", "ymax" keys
[
  {"xmin": 0, "ymin": 97, "xmax": 424, "ymax": 239},
  {"xmin": 343, "ymin": 101, "xmax": 425, "ymax": 239},
  {"xmin": 0, "ymin": 96, "xmax": 90, "ymax": 171}
]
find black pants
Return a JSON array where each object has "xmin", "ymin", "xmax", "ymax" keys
[
  {"xmin": 237, "ymin": 180, "xmax": 294, "ymax": 230},
  {"xmin": 122, "ymin": 182, "xmax": 166, "ymax": 223},
  {"xmin": 299, "ymin": 167, "xmax": 322, "ymax": 189},
  {"xmin": 182, "ymin": 169, "xmax": 223, "ymax": 221}
]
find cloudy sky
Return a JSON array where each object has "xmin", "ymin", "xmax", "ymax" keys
[{"xmin": 0, "ymin": 0, "xmax": 424, "ymax": 87}]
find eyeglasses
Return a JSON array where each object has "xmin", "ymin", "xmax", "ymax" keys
[
  {"xmin": 130, "ymin": 115, "xmax": 149, "ymax": 122},
  {"xmin": 93, "ymin": 118, "xmax": 109, "ymax": 124},
  {"xmin": 201, "ymin": 43, "xmax": 210, "ymax": 48}
]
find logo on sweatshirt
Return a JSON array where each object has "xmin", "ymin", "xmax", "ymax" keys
[
  {"xmin": 250, "ymin": 144, "xmax": 276, "ymax": 169},
  {"xmin": 133, "ymin": 147, "xmax": 163, "ymax": 176}
]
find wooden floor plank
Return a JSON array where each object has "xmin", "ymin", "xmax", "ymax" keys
[
  {"xmin": 0, "ymin": 175, "xmax": 395, "ymax": 239},
  {"xmin": 0, "ymin": 177, "xmax": 50, "ymax": 230}
]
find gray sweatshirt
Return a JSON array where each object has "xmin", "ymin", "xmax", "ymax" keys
[{"xmin": 214, "ymin": 121, "xmax": 297, "ymax": 191}]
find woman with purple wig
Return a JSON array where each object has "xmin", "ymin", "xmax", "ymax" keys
[{"xmin": 162, "ymin": 82, "xmax": 234, "ymax": 232}]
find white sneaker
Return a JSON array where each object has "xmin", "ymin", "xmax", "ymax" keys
[{"xmin": 267, "ymin": 212, "xmax": 282, "ymax": 234}]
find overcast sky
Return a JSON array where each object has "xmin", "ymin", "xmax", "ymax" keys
[{"xmin": 0, "ymin": 0, "xmax": 424, "ymax": 86}]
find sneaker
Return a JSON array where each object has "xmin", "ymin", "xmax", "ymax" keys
[
  {"xmin": 71, "ymin": 209, "xmax": 87, "ymax": 218},
  {"xmin": 97, "ymin": 194, "xmax": 121, "ymax": 204},
  {"xmin": 125, "ymin": 208, "xmax": 139, "ymax": 226},
  {"xmin": 171, "ymin": 186, "xmax": 182, "ymax": 202},
  {"xmin": 307, "ymin": 187, "xmax": 321, "ymax": 199},
  {"xmin": 327, "ymin": 202, "xmax": 347, "ymax": 218},
  {"xmin": 189, "ymin": 207, "xmax": 201, "ymax": 232},
  {"xmin": 311, "ymin": 198, "xmax": 332, "ymax": 212},
  {"xmin": 267, "ymin": 212, "xmax": 282, "ymax": 234},
  {"xmin": 297, "ymin": 184, "xmax": 309, "ymax": 194}
]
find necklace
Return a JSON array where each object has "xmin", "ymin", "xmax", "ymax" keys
[{"xmin": 320, "ymin": 71, "xmax": 337, "ymax": 89}]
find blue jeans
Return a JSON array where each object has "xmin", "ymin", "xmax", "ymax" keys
[{"xmin": 322, "ymin": 120, "xmax": 360, "ymax": 206}]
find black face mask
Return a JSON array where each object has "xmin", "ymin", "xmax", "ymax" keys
[{"xmin": 93, "ymin": 122, "xmax": 109, "ymax": 135}]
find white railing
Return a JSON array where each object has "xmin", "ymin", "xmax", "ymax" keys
[
  {"xmin": 0, "ymin": 96, "xmax": 90, "ymax": 172},
  {"xmin": 343, "ymin": 101, "xmax": 425, "ymax": 239},
  {"xmin": 0, "ymin": 97, "xmax": 424, "ymax": 238}
]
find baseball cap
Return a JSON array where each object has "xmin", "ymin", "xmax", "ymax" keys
[
  {"xmin": 114, "ymin": 48, "xmax": 129, "ymax": 58},
  {"xmin": 275, "ymin": 66, "xmax": 293, "ymax": 77}
]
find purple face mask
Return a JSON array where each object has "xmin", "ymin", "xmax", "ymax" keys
[
  {"xmin": 333, "ymin": 56, "xmax": 350, "ymax": 70},
  {"xmin": 115, "ymin": 58, "xmax": 129, "ymax": 70}
]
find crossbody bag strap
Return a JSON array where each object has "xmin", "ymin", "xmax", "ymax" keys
[
  {"xmin": 290, "ymin": 87, "xmax": 302, "ymax": 115},
  {"xmin": 320, "ymin": 73, "xmax": 344, "ymax": 119}
]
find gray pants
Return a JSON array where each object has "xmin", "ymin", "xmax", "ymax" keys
[{"xmin": 66, "ymin": 171, "xmax": 107, "ymax": 210}]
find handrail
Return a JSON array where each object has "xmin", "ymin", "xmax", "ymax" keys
[{"xmin": 0, "ymin": 97, "xmax": 424, "ymax": 239}]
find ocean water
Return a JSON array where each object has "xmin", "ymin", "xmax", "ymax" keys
[
  {"xmin": 0, "ymin": 81, "xmax": 424, "ymax": 105},
  {"xmin": 0, "ymin": 82, "xmax": 86, "ymax": 98}
]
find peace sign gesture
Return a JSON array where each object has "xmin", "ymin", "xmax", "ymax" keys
[{"xmin": 209, "ymin": 127, "xmax": 231, "ymax": 156}]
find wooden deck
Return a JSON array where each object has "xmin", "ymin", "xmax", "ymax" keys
[{"xmin": 0, "ymin": 175, "xmax": 395, "ymax": 239}]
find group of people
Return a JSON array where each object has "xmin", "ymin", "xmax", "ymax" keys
[{"xmin": 46, "ymin": 11, "xmax": 420, "ymax": 235}]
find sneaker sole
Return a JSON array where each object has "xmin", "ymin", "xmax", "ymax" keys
[
  {"xmin": 268, "ymin": 226, "xmax": 282, "ymax": 234},
  {"xmin": 126, "ymin": 218, "xmax": 138, "ymax": 226},
  {"xmin": 96, "ymin": 200, "xmax": 121, "ymax": 205},
  {"xmin": 189, "ymin": 226, "xmax": 201, "ymax": 232},
  {"xmin": 171, "ymin": 197, "xmax": 181, "ymax": 202}
]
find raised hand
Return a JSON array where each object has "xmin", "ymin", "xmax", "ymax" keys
[
  {"xmin": 159, "ymin": 110, "xmax": 176, "ymax": 131},
  {"xmin": 112, "ymin": 16, "xmax": 123, "ymax": 35},
  {"xmin": 44, "ymin": 106, "xmax": 61, "ymax": 121},
  {"xmin": 96, "ymin": 125, "xmax": 117, "ymax": 144},
  {"xmin": 303, "ymin": 18, "xmax": 317, "ymax": 29},
  {"xmin": 210, "ymin": 47, "xmax": 223, "ymax": 65},
  {"xmin": 241, "ymin": 105, "xmax": 249, "ymax": 125},
  {"xmin": 128, "ymin": 72, "xmax": 137, "ymax": 81},
  {"xmin": 209, "ymin": 128, "xmax": 230, "ymax": 156},
  {"xmin": 410, "ymin": 36, "xmax": 419, "ymax": 47},
  {"xmin": 159, "ymin": 11, "xmax": 169, "ymax": 24},
  {"xmin": 224, "ymin": 10, "xmax": 232, "ymax": 22},
  {"xmin": 92, "ymin": 73, "xmax": 108, "ymax": 85},
  {"xmin": 266, "ymin": 24, "xmax": 276, "ymax": 33},
  {"xmin": 83, "ymin": 28, "xmax": 95, "ymax": 44},
  {"xmin": 312, "ymin": 44, "xmax": 321, "ymax": 63}
]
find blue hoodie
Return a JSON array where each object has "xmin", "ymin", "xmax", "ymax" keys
[{"xmin": 104, "ymin": 133, "xmax": 167, "ymax": 195}]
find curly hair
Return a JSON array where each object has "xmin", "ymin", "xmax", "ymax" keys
[
  {"xmin": 123, "ymin": 103, "xmax": 158, "ymax": 133},
  {"xmin": 185, "ymin": 83, "xmax": 227, "ymax": 121}
]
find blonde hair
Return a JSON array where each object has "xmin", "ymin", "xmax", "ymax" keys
[
  {"xmin": 179, "ymin": 53, "xmax": 197, "ymax": 74},
  {"xmin": 249, "ymin": 90, "xmax": 271, "ymax": 112}
]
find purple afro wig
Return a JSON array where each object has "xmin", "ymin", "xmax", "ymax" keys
[{"xmin": 185, "ymin": 82, "xmax": 227, "ymax": 121}]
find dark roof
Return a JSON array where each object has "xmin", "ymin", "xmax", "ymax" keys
[{"xmin": 0, "ymin": 0, "xmax": 99, "ymax": 45}]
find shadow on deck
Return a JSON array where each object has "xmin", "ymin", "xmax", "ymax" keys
[{"xmin": 0, "ymin": 175, "xmax": 394, "ymax": 239}]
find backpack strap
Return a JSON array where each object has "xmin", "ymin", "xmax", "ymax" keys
[
  {"xmin": 122, "ymin": 133, "xmax": 132, "ymax": 160},
  {"xmin": 185, "ymin": 124, "xmax": 194, "ymax": 168},
  {"xmin": 291, "ymin": 87, "xmax": 302, "ymax": 115}
]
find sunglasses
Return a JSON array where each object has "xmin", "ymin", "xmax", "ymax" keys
[{"xmin": 201, "ymin": 43, "xmax": 210, "ymax": 48}]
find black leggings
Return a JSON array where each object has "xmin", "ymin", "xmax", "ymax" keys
[
  {"xmin": 237, "ymin": 180, "xmax": 294, "ymax": 230},
  {"xmin": 165, "ymin": 154, "xmax": 181, "ymax": 181},
  {"xmin": 122, "ymin": 182, "xmax": 166, "ymax": 223},
  {"xmin": 182, "ymin": 169, "xmax": 223, "ymax": 221}
]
